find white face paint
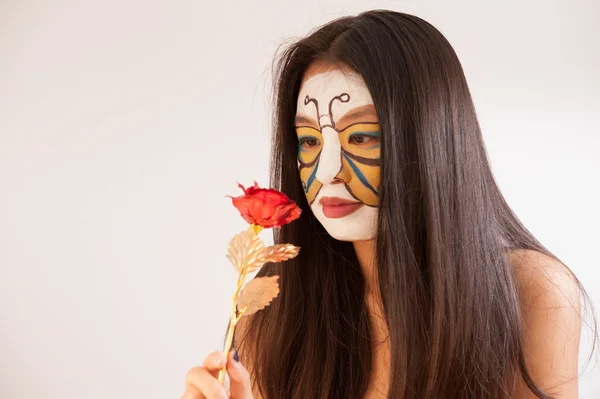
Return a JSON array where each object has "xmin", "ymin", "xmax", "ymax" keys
[{"xmin": 295, "ymin": 65, "xmax": 381, "ymax": 241}]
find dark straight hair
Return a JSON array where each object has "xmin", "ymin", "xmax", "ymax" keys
[{"xmin": 231, "ymin": 9, "xmax": 597, "ymax": 398}]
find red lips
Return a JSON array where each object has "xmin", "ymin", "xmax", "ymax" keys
[{"xmin": 319, "ymin": 196, "xmax": 363, "ymax": 218}]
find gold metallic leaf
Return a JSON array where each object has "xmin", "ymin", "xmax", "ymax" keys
[
  {"xmin": 226, "ymin": 226, "xmax": 264, "ymax": 273},
  {"xmin": 237, "ymin": 275, "xmax": 280, "ymax": 316},
  {"xmin": 262, "ymin": 244, "xmax": 300, "ymax": 263},
  {"xmin": 226, "ymin": 228, "xmax": 253, "ymax": 273},
  {"xmin": 246, "ymin": 244, "xmax": 300, "ymax": 273},
  {"xmin": 244, "ymin": 235, "xmax": 265, "ymax": 271}
]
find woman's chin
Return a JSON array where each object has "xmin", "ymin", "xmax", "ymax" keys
[
  {"xmin": 323, "ymin": 227, "xmax": 376, "ymax": 242},
  {"xmin": 312, "ymin": 204, "xmax": 378, "ymax": 241}
]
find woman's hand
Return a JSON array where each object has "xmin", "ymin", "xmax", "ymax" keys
[{"xmin": 181, "ymin": 349, "xmax": 254, "ymax": 399}]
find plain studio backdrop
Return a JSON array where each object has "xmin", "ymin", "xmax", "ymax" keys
[{"xmin": 1, "ymin": 1, "xmax": 599, "ymax": 398}]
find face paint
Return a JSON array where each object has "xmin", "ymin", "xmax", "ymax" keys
[{"xmin": 295, "ymin": 66, "xmax": 380, "ymax": 241}]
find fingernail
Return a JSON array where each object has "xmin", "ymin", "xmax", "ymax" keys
[
  {"xmin": 233, "ymin": 348, "xmax": 240, "ymax": 362},
  {"xmin": 213, "ymin": 353, "xmax": 224, "ymax": 367}
]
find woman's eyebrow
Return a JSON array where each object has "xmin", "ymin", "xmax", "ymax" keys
[
  {"xmin": 294, "ymin": 114, "xmax": 319, "ymax": 128},
  {"xmin": 336, "ymin": 105, "xmax": 378, "ymax": 129}
]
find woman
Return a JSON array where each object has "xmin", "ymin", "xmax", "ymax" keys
[{"xmin": 181, "ymin": 10, "xmax": 596, "ymax": 399}]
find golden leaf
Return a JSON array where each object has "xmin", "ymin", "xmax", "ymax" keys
[
  {"xmin": 244, "ymin": 235, "xmax": 265, "ymax": 271},
  {"xmin": 246, "ymin": 244, "xmax": 300, "ymax": 273},
  {"xmin": 237, "ymin": 275, "xmax": 280, "ymax": 316},
  {"xmin": 226, "ymin": 226, "xmax": 264, "ymax": 273},
  {"xmin": 262, "ymin": 244, "xmax": 300, "ymax": 263}
]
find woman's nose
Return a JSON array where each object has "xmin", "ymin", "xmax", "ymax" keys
[{"xmin": 315, "ymin": 126, "xmax": 342, "ymax": 184}]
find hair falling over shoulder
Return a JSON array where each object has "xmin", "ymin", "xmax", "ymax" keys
[{"xmin": 225, "ymin": 9, "xmax": 598, "ymax": 399}]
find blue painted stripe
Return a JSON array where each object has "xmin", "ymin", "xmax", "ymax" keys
[
  {"xmin": 298, "ymin": 147, "xmax": 306, "ymax": 160},
  {"xmin": 343, "ymin": 153, "xmax": 378, "ymax": 196},
  {"xmin": 349, "ymin": 131, "xmax": 380, "ymax": 137},
  {"xmin": 298, "ymin": 135, "xmax": 319, "ymax": 159},
  {"xmin": 306, "ymin": 158, "xmax": 319, "ymax": 193}
]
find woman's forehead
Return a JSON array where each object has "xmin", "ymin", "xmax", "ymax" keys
[
  {"xmin": 296, "ymin": 64, "xmax": 374, "ymax": 125},
  {"xmin": 303, "ymin": 60, "xmax": 341, "ymax": 79},
  {"xmin": 300, "ymin": 60, "xmax": 357, "ymax": 86}
]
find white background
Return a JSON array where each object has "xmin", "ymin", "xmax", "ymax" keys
[{"xmin": 1, "ymin": 1, "xmax": 598, "ymax": 398}]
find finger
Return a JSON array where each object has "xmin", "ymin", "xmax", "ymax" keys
[
  {"xmin": 180, "ymin": 384, "xmax": 204, "ymax": 399},
  {"xmin": 226, "ymin": 350, "xmax": 253, "ymax": 399},
  {"xmin": 203, "ymin": 351, "xmax": 227, "ymax": 374},
  {"xmin": 186, "ymin": 366, "xmax": 228, "ymax": 399}
]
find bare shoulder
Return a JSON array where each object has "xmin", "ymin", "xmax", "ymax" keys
[
  {"xmin": 508, "ymin": 249, "xmax": 581, "ymax": 309},
  {"xmin": 507, "ymin": 249, "xmax": 582, "ymax": 398}
]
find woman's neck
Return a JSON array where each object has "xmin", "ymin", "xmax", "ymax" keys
[
  {"xmin": 353, "ymin": 238, "xmax": 390, "ymax": 360},
  {"xmin": 353, "ymin": 239, "xmax": 383, "ymax": 308}
]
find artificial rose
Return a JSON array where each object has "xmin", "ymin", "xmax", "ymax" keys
[{"xmin": 228, "ymin": 182, "xmax": 301, "ymax": 228}]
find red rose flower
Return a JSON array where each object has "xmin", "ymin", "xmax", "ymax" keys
[{"xmin": 228, "ymin": 182, "xmax": 301, "ymax": 228}]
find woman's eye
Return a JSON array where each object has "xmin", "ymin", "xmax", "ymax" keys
[
  {"xmin": 299, "ymin": 137, "xmax": 320, "ymax": 150},
  {"xmin": 349, "ymin": 134, "xmax": 380, "ymax": 147}
]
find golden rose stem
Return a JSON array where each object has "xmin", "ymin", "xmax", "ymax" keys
[
  {"xmin": 217, "ymin": 266, "xmax": 250, "ymax": 383},
  {"xmin": 217, "ymin": 224, "xmax": 262, "ymax": 384},
  {"xmin": 217, "ymin": 315, "xmax": 236, "ymax": 383},
  {"xmin": 252, "ymin": 224, "xmax": 263, "ymax": 235}
]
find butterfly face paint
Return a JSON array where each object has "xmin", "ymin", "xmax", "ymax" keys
[{"xmin": 296, "ymin": 65, "xmax": 380, "ymax": 241}]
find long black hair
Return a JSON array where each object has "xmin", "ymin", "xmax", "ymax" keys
[{"xmin": 233, "ymin": 9, "xmax": 597, "ymax": 398}]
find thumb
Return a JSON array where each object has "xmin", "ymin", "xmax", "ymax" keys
[{"xmin": 226, "ymin": 349, "xmax": 254, "ymax": 399}]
